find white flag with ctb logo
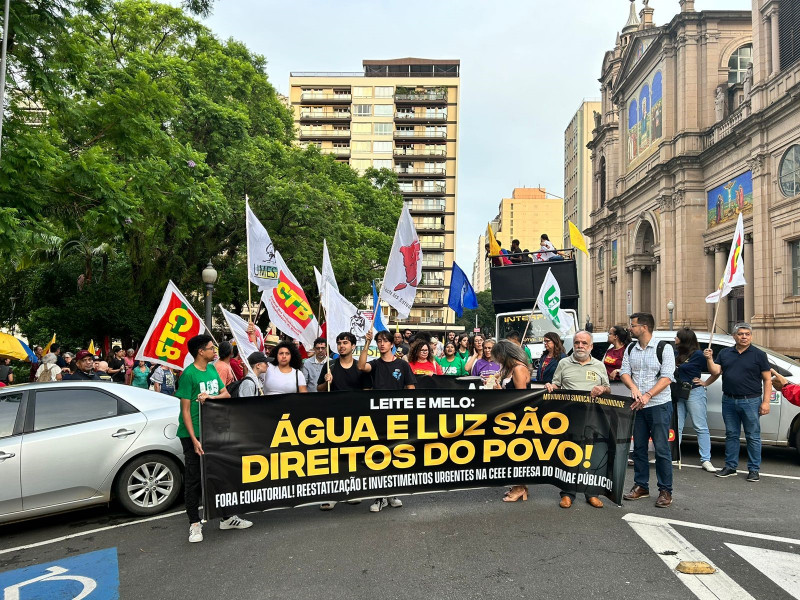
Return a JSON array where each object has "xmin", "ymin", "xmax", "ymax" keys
[{"xmin": 536, "ymin": 267, "xmax": 574, "ymax": 336}]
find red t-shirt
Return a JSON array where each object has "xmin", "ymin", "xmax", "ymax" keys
[
  {"xmin": 603, "ymin": 346, "xmax": 625, "ymax": 380},
  {"xmin": 230, "ymin": 357, "xmax": 245, "ymax": 381},
  {"xmin": 782, "ymin": 383, "xmax": 800, "ymax": 407},
  {"xmin": 408, "ymin": 360, "xmax": 443, "ymax": 376}
]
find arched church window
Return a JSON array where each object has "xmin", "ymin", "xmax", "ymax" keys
[
  {"xmin": 779, "ymin": 145, "xmax": 800, "ymax": 198},
  {"xmin": 728, "ymin": 44, "xmax": 753, "ymax": 85}
]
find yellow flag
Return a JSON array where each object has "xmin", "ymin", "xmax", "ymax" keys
[
  {"xmin": 568, "ymin": 221, "xmax": 589, "ymax": 256},
  {"xmin": 486, "ymin": 223, "xmax": 501, "ymax": 256},
  {"xmin": 43, "ymin": 333, "xmax": 56, "ymax": 355},
  {"xmin": 88, "ymin": 340, "xmax": 96, "ymax": 355}
]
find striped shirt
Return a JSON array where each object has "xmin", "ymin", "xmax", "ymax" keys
[{"xmin": 620, "ymin": 338, "xmax": 675, "ymax": 407}]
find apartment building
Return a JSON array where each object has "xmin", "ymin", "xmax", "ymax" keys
[
  {"xmin": 564, "ymin": 101, "xmax": 601, "ymax": 323},
  {"xmin": 289, "ymin": 58, "xmax": 459, "ymax": 331}
]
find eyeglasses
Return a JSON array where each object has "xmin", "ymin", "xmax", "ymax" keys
[{"xmin": 202, "ymin": 345, "xmax": 215, "ymax": 352}]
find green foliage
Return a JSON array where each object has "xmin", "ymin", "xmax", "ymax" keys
[
  {"xmin": 0, "ymin": 0, "xmax": 402, "ymax": 349},
  {"xmin": 455, "ymin": 290, "xmax": 496, "ymax": 336}
]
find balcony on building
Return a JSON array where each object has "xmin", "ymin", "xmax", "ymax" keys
[
  {"xmin": 322, "ymin": 146, "xmax": 351, "ymax": 159},
  {"xmin": 422, "ymin": 259, "xmax": 445, "ymax": 269},
  {"xmin": 299, "ymin": 90, "xmax": 352, "ymax": 104},
  {"xmin": 394, "ymin": 111, "xmax": 448, "ymax": 123},
  {"xmin": 298, "ymin": 127, "xmax": 351, "ymax": 141},
  {"xmin": 398, "ymin": 181, "xmax": 446, "ymax": 196},
  {"xmin": 413, "ymin": 218, "xmax": 446, "ymax": 232},
  {"xmin": 419, "ymin": 239, "xmax": 445, "ymax": 250},
  {"xmin": 394, "ymin": 130, "xmax": 448, "ymax": 141},
  {"xmin": 362, "ymin": 58, "xmax": 459, "ymax": 80},
  {"xmin": 406, "ymin": 198, "xmax": 446, "ymax": 213},
  {"xmin": 299, "ymin": 111, "xmax": 352, "ymax": 123},
  {"xmin": 393, "ymin": 145, "xmax": 447, "ymax": 160},
  {"xmin": 394, "ymin": 165, "xmax": 447, "ymax": 177}
]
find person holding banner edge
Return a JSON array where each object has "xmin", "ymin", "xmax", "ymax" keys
[
  {"xmin": 358, "ymin": 329, "xmax": 416, "ymax": 512},
  {"xmin": 545, "ymin": 331, "xmax": 610, "ymax": 508},
  {"xmin": 620, "ymin": 312, "xmax": 676, "ymax": 508},
  {"xmin": 177, "ymin": 334, "xmax": 253, "ymax": 543}
]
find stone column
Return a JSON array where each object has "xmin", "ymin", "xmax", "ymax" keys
[
  {"xmin": 770, "ymin": 10, "xmax": 781, "ymax": 77},
  {"xmin": 714, "ymin": 245, "xmax": 727, "ymax": 333},
  {"xmin": 745, "ymin": 234, "xmax": 755, "ymax": 323},
  {"xmin": 650, "ymin": 265, "xmax": 659, "ymax": 324},
  {"xmin": 610, "ymin": 276, "xmax": 617, "ymax": 326},
  {"xmin": 632, "ymin": 266, "xmax": 642, "ymax": 314}
]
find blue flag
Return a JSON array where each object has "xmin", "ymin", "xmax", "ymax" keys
[
  {"xmin": 448, "ymin": 262, "xmax": 479, "ymax": 317},
  {"xmin": 372, "ymin": 280, "xmax": 387, "ymax": 331}
]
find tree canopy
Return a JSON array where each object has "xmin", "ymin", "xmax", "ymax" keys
[{"xmin": 0, "ymin": 0, "xmax": 402, "ymax": 350}]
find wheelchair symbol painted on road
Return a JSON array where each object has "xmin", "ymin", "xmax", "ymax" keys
[{"xmin": 0, "ymin": 548, "xmax": 119, "ymax": 600}]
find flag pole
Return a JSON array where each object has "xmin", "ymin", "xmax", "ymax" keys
[
  {"xmin": 520, "ymin": 303, "xmax": 538, "ymax": 345},
  {"xmin": 321, "ymin": 302, "xmax": 331, "ymax": 392},
  {"xmin": 245, "ymin": 195, "xmax": 254, "ymax": 323},
  {"xmin": 707, "ymin": 280, "xmax": 724, "ymax": 349}
]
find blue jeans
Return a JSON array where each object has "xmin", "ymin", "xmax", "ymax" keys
[
  {"xmin": 676, "ymin": 386, "xmax": 712, "ymax": 463},
  {"xmin": 721, "ymin": 395, "xmax": 762, "ymax": 472},
  {"xmin": 632, "ymin": 402, "xmax": 673, "ymax": 493}
]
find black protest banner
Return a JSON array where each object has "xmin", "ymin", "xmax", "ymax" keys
[{"xmin": 201, "ymin": 388, "xmax": 635, "ymax": 520}]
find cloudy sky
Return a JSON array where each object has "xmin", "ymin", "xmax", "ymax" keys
[{"xmin": 201, "ymin": 0, "xmax": 751, "ymax": 275}]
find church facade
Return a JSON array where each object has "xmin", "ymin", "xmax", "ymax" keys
[{"xmin": 586, "ymin": 0, "xmax": 800, "ymax": 356}]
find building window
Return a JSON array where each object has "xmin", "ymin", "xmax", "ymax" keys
[
  {"xmin": 375, "ymin": 86, "xmax": 394, "ymax": 98},
  {"xmin": 728, "ymin": 44, "xmax": 753, "ymax": 85},
  {"xmin": 792, "ymin": 241, "xmax": 800, "ymax": 296},
  {"xmin": 353, "ymin": 87, "xmax": 372, "ymax": 98},
  {"xmin": 779, "ymin": 4, "xmax": 800, "ymax": 71},
  {"xmin": 373, "ymin": 141, "xmax": 392, "ymax": 153},
  {"xmin": 779, "ymin": 145, "xmax": 800, "ymax": 197},
  {"xmin": 373, "ymin": 159, "xmax": 392, "ymax": 170},
  {"xmin": 352, "ymin": 122, "xmax": 371, "ymax": 135},
  {"xmin": 350, "ymin": 158, "xmax": 371, "ymax": 173},
  {"xmin": 599, "ymin": 156, "xmax": 607, "ymax": 207},
  {"xmin": 374, "ymin": 123, "xmax": 392, "ymax": 135},
  {"xmin": 353, "ymin": 105, "xmax": 371, "ymax": 117},
  {"xmin": 597, "ymin": 247, "xmax": 604, "ymax": 271},
  {"xmin": 351, "ymin": 141, "xmax": 371, "ymax": 153},
  {"xmin": 374, "ymin": 104, "xmax": 393, "ymax": 117}
]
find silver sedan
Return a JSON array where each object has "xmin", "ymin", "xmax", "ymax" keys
[{"xmin": 0, "ymin": 381, "xmax": 185, "ymax": 524}]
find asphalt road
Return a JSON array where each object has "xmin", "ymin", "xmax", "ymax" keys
[{"xmin": 1, "ymin": 441, "xmax": 798, "ymax": 600}]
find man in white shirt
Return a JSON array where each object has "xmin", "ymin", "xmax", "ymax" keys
[{"xmin": 302, "ymin": 338, "xmax": 328, "ymax": 393}]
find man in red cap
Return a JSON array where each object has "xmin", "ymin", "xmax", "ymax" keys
[{"xmin": 62, "ymin": 350, "xmax": 100, "ymax": 381}]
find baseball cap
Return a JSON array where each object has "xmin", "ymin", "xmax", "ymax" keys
[
  {"xmin": 248, "ymin": 351, "xmax": 273, "ymax": 366},
  {"xmin": 75, "ymin": 350, "xmax": 94, "ymax": 361}
]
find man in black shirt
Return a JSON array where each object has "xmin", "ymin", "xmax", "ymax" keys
[
  {"xmin": 62, "ymin": 350, "xmax": 101, "ymax": 381},
  {"xmin": 358, "ymin": 329, "xmax": 415, "ymax": 513},
  {"xmin": 318, "ymin": 332, "xmax": 371, "ymax": 392},
  {"xmin": 703, "ymin": 323, "xmax": 771, "ymax": 481}
]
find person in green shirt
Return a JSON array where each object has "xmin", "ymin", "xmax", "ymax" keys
[
  {"xmin": 177, "ymin": 333, "xmax": 252, "ymax": 543},
  {"xmin": 130, "ymin": 360, "xmax": 150, "ymax": 388},
  {"xmin": 456, "ymin": 334, "xmax": 471, "ymax": 362},
  {"xmin": 437, "ymin": 341, "xmax": 468, "ymax": 376}
]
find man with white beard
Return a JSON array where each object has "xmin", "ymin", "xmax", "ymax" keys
[{"xmin": 546, "ymin": 330, "xmax": 611, "ymax": 509}]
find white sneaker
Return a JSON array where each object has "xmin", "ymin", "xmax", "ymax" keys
[
  {"xmin": 319, "ymin": 502, "xmax": 336, "ymax": 511},
  {"xmin": 701, "ymin": 460, "xmax": 718, "ymax": 473},
  {"xmin": 219, "ymin": 515, "xmax": 253, "ymax": 530},
  {"xmin": 388, "ymin": 497, "xmax": 403, "ymax": 508},
  {"xmin": 188, "ymin": 522, "xmax": 203, "ymax": 543},
  {"xmin": 369, "ymin": 498, "xmax": 388, "ymax": 512}
]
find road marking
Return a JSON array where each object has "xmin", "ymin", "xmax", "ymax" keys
[
  {"xmin": 674, "ymin": 463, "xmax": 800, "ymax": 481},
  {"xmin": 0, "ymin": 511, "xmax": 183, "ymax": 557},
  {"xmin": 623, "ymin": 513, "xmax": 800, "ymax": 545},
  {"xmin": 726, "ymin": 543, "xmax": 800, "ymax": 599},
  {"xmin": 626, "ymin": 517, "xmax": 755, "ymax": 600}
]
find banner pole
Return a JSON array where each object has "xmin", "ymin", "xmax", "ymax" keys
[
  {"xmin": 322, "ymin": 303, "xmax": 331, "ymax": 392},
  {"xmin": 520, "ymin": 302, "xmax": 538, "ymax": 344},
  {"xmin": 708, "ymin": 287, "xmax": 723, "ymax": 349},
  {"xmin": 245, "ymin": 195, "xmax": 253, "ymax": 323}
]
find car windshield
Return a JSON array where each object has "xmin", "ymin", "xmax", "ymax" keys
[{"xmin": 752, "ymin": 343, "xmax": 800, "ymax": 368}]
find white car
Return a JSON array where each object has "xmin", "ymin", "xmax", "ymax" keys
[
  {"xmin": 0, "ymin": 382, "xmax": 185, "ymax": 524},
  {"xmin": 563, "ymin": 331, "xmax": 800, "ymax": 457}
]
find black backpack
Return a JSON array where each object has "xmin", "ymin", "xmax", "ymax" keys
[{"xmin": 227, "ymin": 378, "xmax": 246, "ymax": 398}]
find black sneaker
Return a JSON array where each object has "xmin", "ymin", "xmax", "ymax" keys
[
  {"xmin": 746, "ymin": 471, "xmax": 759, "ymax": 482},
  {"xmin": 715, "ymin": 467, "xmax": 738, "ymax": 478}
]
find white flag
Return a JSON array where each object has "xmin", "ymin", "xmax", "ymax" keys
[
  {"xmin": 322, "ymin": 239, "xmax": 338, "ymax": 293},
  {"xmin": 219, "ymin": 306, "xmax": 263, "ymax": 365},
  {"xmin": 536, "ymin": 268, "xmax": 574, "ymax": 336},
  {"xmin": 261, "ymin": 251, "xmax": 320, "ymax": 350},
  {"xmin": 380, "ymin": 204, "xmax": 422, "ymax": 319},
  {"xmin": 705, "ymin": 212, "xmax": 747, "ymax": 303},
  {"xmin": 322, "ymin": 281, "xmax": 369, "ymax": 353},
  {"xmin": 314, "ymin": 266, "xmax": 323, "ymax": 298},
  {"xmin": 246, "ymin": 199, "xmax": 279, "ymax": 291}
]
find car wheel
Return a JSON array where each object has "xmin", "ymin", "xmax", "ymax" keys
[{"xmin": 115, "ymin": 453, "xmax": 182, "ymax": 516}]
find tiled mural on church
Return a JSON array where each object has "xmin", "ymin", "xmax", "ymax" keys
[
  {"xmin": 627, "ymin": 67, "xmax": 663, "ymax": 164},
  {"xmin": 706, "ymin": 170, "xmax": 753, "ymax": 228}
]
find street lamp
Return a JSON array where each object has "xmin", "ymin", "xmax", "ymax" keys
[
  {"xmin": 667, "ymin": 300, "xmax": 675, "ymax": 331},
  {"xmin": 202, "ymin": 261, "xmax": 218, "ymax": 331}
]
